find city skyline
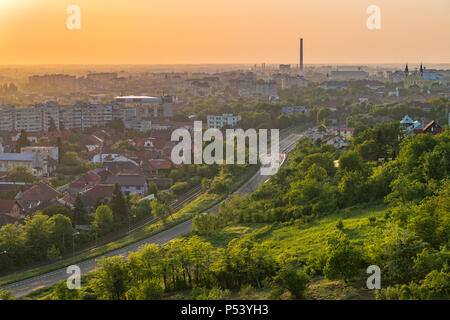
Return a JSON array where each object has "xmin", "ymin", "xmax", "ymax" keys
[{"xmin": 0, "ymin": 0, "xmax": 449, "ymax": 65}]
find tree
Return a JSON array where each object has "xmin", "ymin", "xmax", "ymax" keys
[
  {"xmin": 92, "ymin": 256, "xmax": 130, "ymax": 300},
  {"xmin": 57, "ymin": 137, "xmax": 63, "ymax": 165},
  {"xmin": 0, "ymin": 290, "xmax": 14, "ymax": 300},
  {"xmin": 369, "ymin": 226, "xmax": 426, "ymax": 284},
  {"xmin": 7, "ymin": 166, "xmax": 34, "ymax": 183},
  {"xmin": 338, "ymin": 171, "xmax": 367, "ymax": 207},
  {"xmin": 193, "ymin": 213, "xmax": 219, "ymax": 236},
  {"xmin": 15, "ymin": 129, "xmax": 29, "ymax": 153},
  {"xmin": 125, "ymin": 279, "xmax": 164, "ymax": 300},
  {"xmin": 171, "ymin": 181, "xmax": 189, "ymax": 195},
  {"xmin": 355, "ymin": 139, "xmax": 378, "ymax": 162},
  {"xmin": 60, "ymin": 152, "xmax": 82, "ymax": 167},
  {"xmin": 109, "ymin": 184, "xmax": 128, "ymax": 219},
  {"xmin": 338, "ymin": 150, "xmax": 365, "ymax": 173},
  {"xmin": 41, "ymin": 204, "xmax": 73, "ymax": 220},
  {"xmin": 156, "ymin": 190, "xmax": 175, "ymax": 205},
  {"xmin": 323, "ymin": 232, "xmax": 364, "ymax": 283},
  {"xmin": 147, "ymin": 182, "xmax": 158, "ymax": 195},
  {"xmin": 112, "ymin": 140, "xmax": 137, "ymax": 151},
  {"xmin": 52, "ymin": 280, "xmax": 79, "ymax": 300},
  {"xmin": 73, "ymin": 195, "xmax": 88, "ymax": 225},
  {"xmin": 0, "ymin": 223, "xmax": 26, "ymax": 269},
  {"xmin": 49, "ymin": 214, "xmax": 73, "ymax": 252},
  {"xmin": 150, "ymin": 199, "xmax": 173, "ymax": 221},
  {"xmin": 48, "ymin": 117, "xmax": 57, "ymax": 131},
  {"xmin": 108, "ymin": 119, "xmax": 125, "ymax": 135},
  {"xmin": 274, "ymin": 262, "xmax": 309, "ymax": 299},
  {"xmin": 23, "ymin": 214, "xmax": 54, "ymax": 261},
  {"xmin": 92, "ymin": 205, "xmax": 114, "ymax": 231}
]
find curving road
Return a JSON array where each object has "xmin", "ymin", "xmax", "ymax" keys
[{"xmin": 1, "ymin": 133, "xmax": 303, "ymax": 298}]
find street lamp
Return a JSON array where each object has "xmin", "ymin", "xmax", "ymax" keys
[{"xmin": 72, "ymin": 232, "xmax": 80, "ymax": 258}]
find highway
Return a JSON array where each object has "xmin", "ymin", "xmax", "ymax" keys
[{"xmin": 0, "ymin": 133, "xmax": 303, "ymax": 298}]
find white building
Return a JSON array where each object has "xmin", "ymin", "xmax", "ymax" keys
[
  {"xmin": 0, "ymin": 102, "xmax": 155, "ymax": 133},
  {"xmin": 113, "ymin": 95, "xmax": 174, "ymax": 119},
  {"xmin": 281, "ymin": 106, "xmax": 308, "ymax": 115},
  {"xmin": 0, "ymin": 153, "xmax": 43, "ymax": 176},
  {"xmin": 330, "ymin": 70, "xmax": 368, "ymax": 81},
  {"xmin": 21, "ymin": 146, "xmax": 59, "ymax": 162},
  {"xmin": 281, "ymin": 75, "xmax": 308, "ymax": 89},
  {"xmin": 207, "ymin": 114, "xmax": 242, "ymax": 129}
]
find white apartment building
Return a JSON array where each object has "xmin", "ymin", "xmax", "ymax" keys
[
  {"xmin": 113, "ymin": 95, "xmax": 174, "ymax": 119},
  {"xmin": 207, "ymin": 114, "xmax": 242, "ymax": 129},
  {"xmin": 281, "ymin": 75, "xmax": 308, "ymax": 89},
  {"xmin": 0, "ymin": 102, "xmax": 153, "ymax": 133},
  {"xmin": 14, "ymin": 107, "xmax": 42, "ymax": 132},
  {"xmin": 0, "ymin": 105, "xmax": 14, "ymax": 132}
]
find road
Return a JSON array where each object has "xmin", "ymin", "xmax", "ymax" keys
[{"xmin": 1, "ymin": 133, "xmax": 303, "ymax": 298}]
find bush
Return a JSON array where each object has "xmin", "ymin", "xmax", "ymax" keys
[
  {"xmin": 323, "ymin": 232, "xmax": 365, "ymax": 283},
  {"xmin": 274, "ymin": 263, "xmax": 309, "ymax": 299},
  {"xmin": 170, "ymin": 181, "xmax": 189, "ymax": 195}
]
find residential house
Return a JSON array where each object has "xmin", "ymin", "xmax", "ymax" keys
[
  {"xmin": 63, "ymin": 184, "xmax": 115, "ymax": 210},
  {"xmin": 146, "ymin": 159, "xmax": 173, "ymax": 175},
  {"xmin": 0, "ymin": 200, "xmax": 23, "ymax": 227},
  {"xmin": 15, "ymin": 182, "xmax": 60, "ymax": 215},
  {"xmin": 105, "ymin": 173, "xmax": 148, "ymax": 195},
  {"xmin": 68, "ymin": 171, "xmax": 102, "ymax": 195},
  {"xmin": 334, "ymin": 127, "xmax": 355, "ymax": 140},
  {"xmin": 20, "ymin": 146, "xmax": 59, "ymax": 161},
  {"xmin": 20, "ymin": 146, "xmax": 59, "ymax": 176},
  {"xmin": 421, "ymin": 120, "xmax": 443, "ymax": 135},
  {"xmin": 322, "ymin": 135, "xmax": 349, "ymax": 149},
  {"xmin": 400, "ymin": 115, "xmax": 424, "ymax": 136},
  {"xmin": 0, "ymin": 153, "xmax": 44, "ymax": 177},
  {"xmin": 10, "ymin": 131, "xmax": 40, "ymax": 144}
]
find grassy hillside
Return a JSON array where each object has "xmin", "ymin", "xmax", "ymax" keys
[{"xmin": 183, "ymin": 201, "xmax": 387, "ymax": 300}]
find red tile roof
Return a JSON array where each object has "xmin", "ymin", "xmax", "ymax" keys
[
  {"xmin": 148, "ymin": 159, "xmax": 173, "ymax": 170},
  {"xmin": 0, "ymin": 200, "xmax": 19, "ymax": 214},
  {"xmin": 69, "ymin": 171, "xmax": 101, "ymax": 189},
  {"xmin": 69, "ymin": 184, "xmax": 116, "ymax": 208},
  {"xmin": 82, "ymin": 184, "xmax": 115, "ymax": 200},
  {"xmin": 105, "ymin": 173, "xmax": 147, "ymax": 187},
  {"xmin": 17, "ymin": 182, "xmax": 60, "ymax": 202}
]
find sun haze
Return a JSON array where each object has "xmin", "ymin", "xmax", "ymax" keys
[{"xmin": 0, "ymin": 0, "xmax": 449, "ymax": 64}]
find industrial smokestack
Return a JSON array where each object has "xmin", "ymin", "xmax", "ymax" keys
[{"xmin": 300, "ymin": 38, "xmax": 304, "ymax": 73}]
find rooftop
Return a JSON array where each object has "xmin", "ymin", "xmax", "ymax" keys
[
  {"xmin": 0, "ymin": 153, "xmax": 35, "ymax": 162},
  {"xmin": 114, "ymin": 96, "xmax": 163, "ymax": 104}
]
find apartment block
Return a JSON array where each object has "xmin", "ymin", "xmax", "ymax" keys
[{"xmin": 207, "ymin": 114, "xmax": 242, "ymax": 129}]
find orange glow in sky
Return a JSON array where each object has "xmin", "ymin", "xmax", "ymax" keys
[{"xmin": 0, "ymin": 0, "xmax": 449, "ymax": 64}]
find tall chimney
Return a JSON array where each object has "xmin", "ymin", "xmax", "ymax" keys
[{"xmin": 300, "ymin": 38, "xmax": 304, "ymax": 73}]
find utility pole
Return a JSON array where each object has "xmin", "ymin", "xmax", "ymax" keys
[{"xmin": 72, "ymin": 232, "xmax": 80, "ymax": 258}]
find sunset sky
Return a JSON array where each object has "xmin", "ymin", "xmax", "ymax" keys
[{"xmin": 0, "ymin": 0, "xmax": 449, "ymax": 64}]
